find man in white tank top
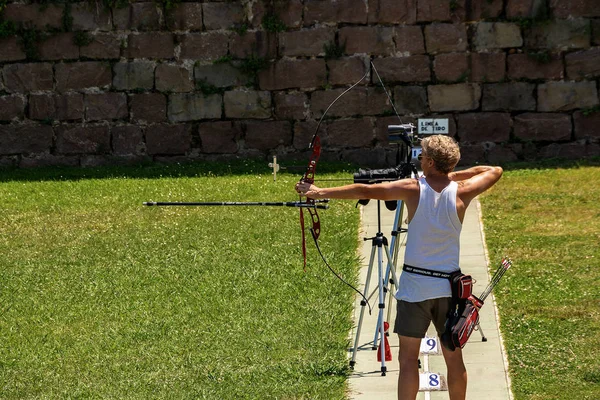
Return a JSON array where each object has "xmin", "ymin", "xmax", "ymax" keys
[{"xmin": 296, "ymin": 135, "xmax": 503, "ymax": 400}]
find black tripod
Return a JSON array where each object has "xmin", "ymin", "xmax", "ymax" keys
[{"xmin": 349, "ymin": 200, "xmax": 398, "ymax": 376}]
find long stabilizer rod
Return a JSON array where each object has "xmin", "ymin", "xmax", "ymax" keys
[{"xmin": 143, "ymin": 200, "xmax": 329, "ymax": 209}]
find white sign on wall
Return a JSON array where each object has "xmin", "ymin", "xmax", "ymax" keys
[{"xmin": 418, "ymin": 119, "xmax": 449, "ymax": 134}]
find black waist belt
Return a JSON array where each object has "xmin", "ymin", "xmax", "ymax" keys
[{"xmin": 402, "ymin": 264, "xmax": 458, "ymax": 280}]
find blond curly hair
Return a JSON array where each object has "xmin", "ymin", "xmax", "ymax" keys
[{"xmin": 421, "ymin": 135, "xmax": 460, "ymax": 174}]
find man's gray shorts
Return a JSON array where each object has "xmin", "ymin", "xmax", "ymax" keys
[{"xmin": 393, "ymin": 298, "xmax": 452, "ymax": 338}]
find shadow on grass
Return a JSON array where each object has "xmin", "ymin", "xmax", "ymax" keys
[
  {"xmin": 1, "ymin": 156, "xmax": 599, "ymax": 183},
  {"xmin": 0, "ymin": 159, "xmax": 359, "ymax": 182},
  {"xmin": 500, "ymin": 156, "xmax": 600, "ymax": 171}
]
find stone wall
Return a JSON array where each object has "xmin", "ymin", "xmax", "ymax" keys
[{"xmin": 0, "ymin": 0, "xmax": 599, "ymax": 168}]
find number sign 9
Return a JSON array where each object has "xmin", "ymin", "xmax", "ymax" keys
[{"xmin": 419, "ymin": 336, "xmax": 439, "ymax": 354}]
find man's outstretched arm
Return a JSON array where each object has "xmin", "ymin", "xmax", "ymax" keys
[{"xmin": 296, "ymin": 178, "xmax": 418, "ymax": 201}]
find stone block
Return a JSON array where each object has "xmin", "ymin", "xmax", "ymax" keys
[
  {"xmin": 507, "ymin": 53, "xmax": 564, "ymax": 80},
  {"xmin": 482, "ymin": 82, "xmax": 536, "ymax": 111},
  {"xmin": 127, "ymin": 33, "xmax": 175, "ymax": 59},
  {"xmin": 457, "ymin": 143, "xmax": 486, "ymax": 166},
  {"xmin": 514, "ymin": 113, "xmax": 572, "ymax": 141},
  {"xmin": 327, "ymin": 57, "xmax": 368, "ymax": 86},
  {"xmin": 81, "ymin": 155, "xmax": 151, "ymax": 168},
  {"xmin": 179, "ymin": 32, "xmax": 229, "ymax": 61},
  {"xmin": 525, "ymin": 19, "xmax": 590, "ymax": 50},
  {"xmin": 56, "ymin": 62, "xmax": 112, "ymax": 92},
  {"xmin": 258, "ymin": 59, "xmax": 326, "ymax": 90},
  {"xmin": 394, "ymin": 25, "xmax": 425, "ymax": 55},
  {"xmin": 566, "ymin": 48, "xmax": 600, "ymax": 80},
  {"xmin": 549, "ymin": 0, "xmax": 600, "ymax": 18},
  {"xmin": 38, "ymin": 33, "xmax": 79, "ymax": 61},
  {"xmin": 304, "ymin": 0, "xmax": 367, "ymax": 25},
  {"xmin": 229, "ymin": 30, "xmax": 277, "ymax": 59},
  {"xmin": 130, "ymin": 93, "xmax": 167, "ymax": 123},
  {"xmin": 342, "ymin": 147, "xmax": 392, "ymax": 168},
  {"xmin": 19, "ymin": 154, "xmax": 80, "ymax": 168},
  {"xmin": 113, "ymin": 61, "xmax": 155, "ymax": 91},
  {"xmin": 71, "ymin": 2, "xmax": 112, "ymax": 31},
  {"xmin": 425, "ymin": 23, "xmax": 468, "ymax": 53},
  {"xmin": 539, "ymin": 141, "xmax": 592, "ymax": 159},
  {"xmin": 339, "ymin": 26, "xmax": 394, "ymax": 56},
  {"xmin": 2, "ymin": 4, "xmax": 63, "ymax": 30},
  {"xmin": 199, "ymin": 121, "xmax": 241, "ymax": 153},
  {"xmin": 279, "ymin": 27, "xmax": 334, "ymax": 57},
  {"xmin": 224, "ymin": 90, "xmax": 272, "ymax": 119},
  {"xmin": 145, "ymin": 124, "xmax": 192, "ymax": 155},
  {"xmin": 113, "ymin": 3, "xmax": 161, "ymax": 31},
  {"xmin": 457, "ymin": 112, "xmax": 511, "ymax": 142},
  {"xmin": 203, "ymin": 2, "xmax": 244, "ymax": 30},
  {"xmin": 486, "ymin": 143, "xmax": 519, "ymax": 164},
  {"xmin": 470, "ymin": 52, "xmax": 506, "ymax": 82},
  {"xmin": 311, "ymin": 87, "xmax": 389, "ymax": 118},
  {"xmin": 56, "ymin": 124, "xmax": 111, "ymax": 154},
  {"xmin": 85, "ymin": 93, "xmax": 128, "ymax": 121},
  {"xmin": 194, "ymin": 63, "xmax": 248, "ymax": 88},
  {"xmin": 506, "ymin": 0, "xmax": 547, "ymax": 18},
  {"xmin": 2, "ymin": 63, "xmax": 53, "ymax": 93},
  {"xmin": 311, "ymin": 88, "xmax": 360, "ymax": 118},
  {"xmin": 168, "ymin": 93, "xmax": 222, "ymax": 122},
  {"xmin": 593, "ymin": 19, "xmax": 600, "ymax": 45},
  {"xmin": 166, "ymin": 3, "xmax": 203, "ymax": 31},
  {"xmin": 326, "ymin": 118, "xmax": 374, "ymax": 147},
  {"xmin": 29, "ymin": 93, "xmax": 85, "ymax": 121},
  {"xmin": 428, "ymin": 84, "xmax": 481, "ymax": 112},
  {"xmin": 371, "ymin": 56, "xmax": 431, "ymax": 83},
  {"xmin": 538, "ymin": 81, "xmax": 599, "ymax": 112},
  {"xmin": 368, "ymin": 0, "xmax": 417, "ymax": 24},
  {"xmin": 574, "ymin": 111, "xmax": 600, "ymax": 139},
  {"xmin": 473, "ymin": 22, "xmax": 522, "ymax": 50},
  {"xmin": 463, "ymin": 0, "xmax": 503, "ymax": 20},
  {"xmin": 28, "ymin": 94, "xmax": 58, "ymax": 121},
  {"xmin": 417, "ymin": 0, "xmax": 452, "ymax": 22},
  {"xmin": 0, "ymin": 37, "xmax": 26, "ymax": 62},
  {"xmin": 80, "ymin": 33, "xmax": 121, "ymax": 59},
  {"xmin": 0, "ymin": 95, "xmax": 25, "ymax": 121},
  {"xmin": 434, "ymin": 53, "xmax": 469, "ymax": 82},
  {"xmin": 0, "ymin": 124, "xmax": 54, "ymax": 155},
  {"xmin": 155, "ymin": 64, "xmax": 194, "ymax": 92},
  {"xmin": 293, "ymin": 120, "xmax": 319, "ymax": 150},
  {"xmin": 393, "ymin": 85, "xmax": 428, "ymax": 115},
  {"xmin": 112, "ymin": 125, "xmax": 145, "ymax": 155},
  {"xmin": 245, "ymin": 121, "xmax": 292, "ymax": 151},
  {"xmin": 274, "ymin": 91, "xmax": 308, "ymax": 120}
]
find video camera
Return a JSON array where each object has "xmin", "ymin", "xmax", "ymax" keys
[{"xmin": 353, "ymin": 123, "xmax": 417, "ymax": 185}]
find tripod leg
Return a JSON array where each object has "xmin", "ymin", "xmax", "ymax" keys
[
  {"xmin": 377, "ymin": 243, "xmax": 387, "ymax": 375},
  {"xmin": 477, "ymin": 321, "xmax": 487, "ymax": 342},
  {"xmin": 349, "ymin": 244, "xmax": 377, "ymax": 369}
]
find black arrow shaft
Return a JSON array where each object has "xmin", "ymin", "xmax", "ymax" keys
[{"xmin": 143, "ymin": 201, "xmax": 329, "ymax": 209}]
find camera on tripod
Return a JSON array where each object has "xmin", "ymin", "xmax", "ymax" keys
[
  {"xmin": 387, "ymin": 123, "xmax": 416, "ymax": 146},
  {"xmin": 353, "ymin": 123, "xmax": 417, "ymax": 185},
  {"xmin": 353, "ymin": 164, "xmax": 413, "ymax": 184}
]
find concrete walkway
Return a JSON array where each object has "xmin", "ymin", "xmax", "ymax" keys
[{"xmin": 347, "ymin": 198, "xmax": 513, "ymax": 400}]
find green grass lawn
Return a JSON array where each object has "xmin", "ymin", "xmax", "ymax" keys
[
  {"xmin": 2, "ymin": 159, "xmax": 599, "ymax": 399},
  {"xmin": 480, "ymin": 160, "xmax": 600, "ymax": 400},
  {"xmin": 0, "ymin": 162, "xmax": 362, "ymax": 399}
]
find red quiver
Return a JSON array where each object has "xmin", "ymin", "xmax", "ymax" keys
[
  {"xmin": 441, "ymin": 295, "xmax": 484, "ymax": 351},
  {"xmin": 441, "ymin": 271, "xmax": 481, "ymax": 351}
]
